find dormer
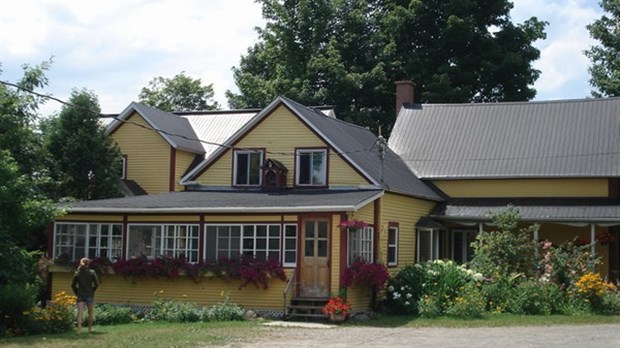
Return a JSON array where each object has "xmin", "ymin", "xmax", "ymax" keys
[{"xmin": 262, "ymin": 158, "xmax": 288, "ymax": 190}]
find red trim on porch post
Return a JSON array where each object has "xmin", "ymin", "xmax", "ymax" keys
[
  {"xmin": 122, "ymin": 215, "xmax": 128, "ymax": 259},
  {"xmin": 199, "ymin": 214, "xmax": 205, "ymax": 263},
  {"xmin": 373, "ymin": 199, "xmax": 380, "ymax": 263},
  {"xmin": 169, "ymin": 147, "xmax": 176, "ymax": 192},
  {"xmin": 339, "ymin": 212, "xmax": 347, "ymax": 288}
]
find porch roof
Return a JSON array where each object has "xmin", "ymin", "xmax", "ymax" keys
[
  {"xmin": 429, "ymin": 198, "xmax": 620, "ymax": 223},
  {"xmin": 61, "ymin": 189, "xmax": 383, "ymax": 214}
]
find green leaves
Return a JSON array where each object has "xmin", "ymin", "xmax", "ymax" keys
[
  {"xmin": 586, "ymin": 0, "xmax": 620, "ymax": 97},
  {"xmin": 139, "ymin": 72, "xmax": 220, "ymax": 112}
]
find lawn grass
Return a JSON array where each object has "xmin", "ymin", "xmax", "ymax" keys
[
  {"xmin": 0, "ymin": 320, "xmax": 263, "ymax": 348},
  {"xmin": 2, "ymin": 314, "xmax": 619, "ymax": 347},
  {"xmin": 350, "ymin": 313, "xmax": 620, "ymax": 328}
]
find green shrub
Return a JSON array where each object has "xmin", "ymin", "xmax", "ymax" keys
[
  {"xmin": 506, "ymin": 280, "xmax": 563, "ymax": 315},
  {"xmin": 93, "ymin": 304, "xmax": 134, "ymax": 325},
  {"xmin": 0, "ymin": 283, "xmax": 39, "ymax": 336},
  {"xmin": 147, "ymin": 298, "xmax": 201, "ymax": 322},
  {"xmin": 203, "ymin": 293, "xmax": 245, "ymax": 321},
  {"xmin": 384, "ymin": 264, "xmax": 425, "ymax": 314},
  {"xmin": 417, "ymin": 294, "xmax": 443, "ymax": 318},
  {"xmin": 599, "ymin": 291, "xmax": 620, "ymax": 315},
  {"xmin": 479, "ymin": 274, "xmax": 522, "ymax": 313},
  {"xmin": 446, "ymin": 283, "xmax": 486, "ymax": 318}
]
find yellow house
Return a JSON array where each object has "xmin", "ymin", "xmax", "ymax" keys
[
  {"xmin": 50, "ymin": 96, "xmax": 442, "ymax": 316},
  {"xmin": 389, "ymin": 84, "xmax": 620, "ymax": 280},
  {"xmin": 49, "ymin": 83, "xmax": 620, "ymax": 317}
]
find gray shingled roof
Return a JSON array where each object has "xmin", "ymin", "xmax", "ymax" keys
[
  {"xmin": 62, "ymin": 189, "xmax": 383, "ymax": 213},
  {"xmin": 430, "ymin": 198, "xmax": 620, "ymax": 223},
  {"xmin": 107, "ymin": 102, "xmax": 205, "ymax": 155},
  {"xmin": 388, "ymin": 98, "xmax": 620, "ymax": 179}
]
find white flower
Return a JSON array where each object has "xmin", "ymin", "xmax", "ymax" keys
[
  {"xmin": 473, "ymin": 273, "xmax": 484, "ymax": 281},
  {"xmin": 406, "ymin": 293, "xmax": 412, "ymax": 299},
  {"xmin": 400, "ymin": 286, "xmax": 405, "ymax": 291},
  {"xmin": 393, "ymin": 292, "xmax": 401, "ymax": 300},
  {"xmin": 388, "ymin": 285, "xmax": 395, "ymax": 292},
  {"xmin": 405, "ymin": 301, "xmax": 410, "ymax": 306},
  {"xmin": 414, "ymin": 263, "xmax": 422, "ymax": 269}
]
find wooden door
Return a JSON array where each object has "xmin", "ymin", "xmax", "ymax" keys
[{"xmin": 300, "ymin": 219, "xmax": 330, "ymax": 297}]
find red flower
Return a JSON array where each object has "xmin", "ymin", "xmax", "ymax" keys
[
  {"xmin": 341, "ymin": 259, "xmax": 389, "ymax": 292},
  {"xmin": 322, "ymin": 296, "xmax": 351, "ymax": 315}
]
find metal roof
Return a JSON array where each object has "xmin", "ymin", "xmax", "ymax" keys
[
  {"xmin": 62, "ymin": 189, "xmax": 383, "ymax": 214},
  {"xmin": 430, "ymin": 198, "xmax": 620, "ymax": 223},
  {"xmin": 106, "ymin": 102, "xmax": 205, "ymax": 155},
  {"xmin": 184, "ymin": 96, "xmax": 442, "ymax": 201},
  {"xmin": 388, "ymin": 98, "xmax": 620, "ymax": 179}
]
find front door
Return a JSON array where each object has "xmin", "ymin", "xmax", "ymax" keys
[{"xmin": 300, "ymin": 219, "xmax": 330, "ymax": 297}]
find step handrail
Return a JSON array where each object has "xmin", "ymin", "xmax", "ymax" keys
[{"xmin": 283, "ymin": 268, "xmax": 296, "ymax": 317}]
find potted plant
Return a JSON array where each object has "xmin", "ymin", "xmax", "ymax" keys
[{"xmin": 322, "ymin": 296, "xmax": 351, "ymax": 323}]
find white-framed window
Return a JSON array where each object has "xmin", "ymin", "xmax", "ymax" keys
[
  {"xmin": 348, "ymin": 226, "xmax": 374, "ymax": 265},
  {"xmin": 387, "ymin": 225, "xmax": 399, "ymax": 266},
  {"xmin": 417, "ymin": 228, "xmax": 446, "ymax": 262},
  {"xmin": 296, "ymin": 149, "xmax": 327, "ymax": 186},
  {"xmin": 204, "ymin": 224, "xmax": 282, "ymax": 261},
  {"xmin": 234, "ymin": 149, "xmax": 263, "ymax": 186},
  {"xmin": 120, "ymin": 156, "xmax": 127, "ymax": 179},
  {"xmin": 452, "ymin": 229, "xmax": 477, "ymax": 264},
  {"xmin": 54, "ymin": 223, "xmax": 122, "ymax": 260},
  {"xmin": 283, "ymin": 224, "xmax": 298, "ymax": 267},
  {"xmin": 127, "ymin": 224, "xmax": 200, "ymax": 262}
]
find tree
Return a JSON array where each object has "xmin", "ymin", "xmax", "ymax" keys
[
  {"xmin": 139, "ymin": 72, "xmax": 220, "ymax": 111},
  {"xmin": 46, "ymin": 89, "xmax": 123, "ymax": 201},
  {"xmin": 228, "ymin": 0, "xmax": 546, "ymax": 133},
  {"xmin": 585, "ymin": 0, "xmax": 620, "ymax": 97}
]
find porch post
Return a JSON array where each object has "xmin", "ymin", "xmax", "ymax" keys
[
  {"xmin": 478, "ymin": 223, "xmax": 483, "ymax": 234},
  {"xmin": 590, "ymin": 224, "xmax": 596, "ymax": 269}
]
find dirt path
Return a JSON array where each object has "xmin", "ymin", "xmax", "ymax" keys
[{"xmin": 223, "ymin": 323, "xmax": 620, "ymax": 348}]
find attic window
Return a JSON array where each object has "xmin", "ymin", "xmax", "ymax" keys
[
  {"xmin": 295, "ymin": 149, "xmax": 327, "ymax": 186},
  {"xmin": 234, "ymin": 149, "xmax": 263, "ymax": 186}
]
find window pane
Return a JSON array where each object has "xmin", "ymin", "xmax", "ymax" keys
[
  {"xmin": 249, "ymin": 152, "xmax": 261, "ymax": 185},
  {"xmin": 418, "ymin": 230, "xmax": 431, "ymax": 262},
  {"xmin": 312, "ymin": 152, "xmax": 325, "ymax": 185},
  {"xmin": 318, "ymin": 221, "xmax": 328, "ymax": 238},
  {"xmin": 299, "ymin": 153, "xmax": 310, "ymax": 184},
  {"xmin": 236, "ymin": 153, "xmax": 248, "ymax": 185},
  {"xmin": 318, "ymin": 240, "xmax": 327, "ymax": 257},
  {"xmin": 305, "ymin": 240, "xmax": 314, "ymax": 257}
]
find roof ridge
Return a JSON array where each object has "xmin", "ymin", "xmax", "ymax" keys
[
  {"xmin": 279, "ymin": 96, "xmax": 372, "ymax": 133},
  {"xmin": 404, "ymin": 96, "xmax": 620, "ymax": 109}
]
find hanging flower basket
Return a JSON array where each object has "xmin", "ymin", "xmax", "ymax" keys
[
  {"xmin": 596, "ymin": 231, "xmax": 615, "ymax": 246},
  {"xmin": 337, "ymin": 220, "xmax": 369, "ymax": 229}
]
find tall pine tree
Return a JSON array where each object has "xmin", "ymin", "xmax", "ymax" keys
[{"xmin": 46, "ymin": 89, "xmax": 122, "ymax": 200}]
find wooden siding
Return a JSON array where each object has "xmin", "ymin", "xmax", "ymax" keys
[
  {"xmin": 433, "ymin": 178, "xmax": 609, "ymax": 198},
  {"xmin": 175, "ymin": 150, "xmax": 198, "ymax": 191},
  {"xmin": 127, "ymin": 215, "xmax": 201, "ymax": 223},
  {"xmin": 381, "ymin": 193, "xmax": 436, "ymax": 273},
  {"xmin": 111, "ymin": 113, "xmax": 171, "ymax": 194},
  {"xmin": 56, "ymin": 214, "xmax": 124, "ymax": 222},
  {"xmin": 51, "ymin": 270, "xmax": 292, "ymax": 310},
  {"xmin": 194, "ymin": 105, "xmax": 369, "ymax": 187}
]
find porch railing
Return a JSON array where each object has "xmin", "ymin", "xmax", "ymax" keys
[{"xmin": 282, "ymin": 269, "xmax": 296, "ymax": 318}]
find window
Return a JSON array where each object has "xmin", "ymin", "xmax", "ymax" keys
[
  {"xmin": 452, "ymin": 230, "xmax": 477, "ymax": 264},
  {"xmin": 205, "ymin": 224, "xmax": 282, "ymax": 261},
  {"xmin": 348, "ymin": 226, "xmax": 374, "ymax": 265},
  {"xmin": 296, "ymin": 149, "xmax": 326, "ymax": 186},
  {"xmin": 387, "ymin": 226, "xmax": 399, "ymax": 266},
  {"xmin": 120, "ymin": 155, "xmax": 127, "ymax": 179},
  {"xmin": 234, "ymin": 150, "xmax": 263, "ymax": 186},
  {"xmin": 417, "ymin": 228, "xmax": 446, "ymax": 262},
  {"xmin": 283, "ymin": 224, "xmax": 298, "ymax": 267},
  {"xmin": 54, "ymin": 223, "xmax": 122, "ymax": 260},
  {"xmin": 127, "ymin": 224, "xmax": 200, "ymax": 262}
]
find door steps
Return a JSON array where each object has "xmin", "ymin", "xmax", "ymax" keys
[{"xmin": 285, "ymin": 297, "xmax": 329, "ymax": 321}]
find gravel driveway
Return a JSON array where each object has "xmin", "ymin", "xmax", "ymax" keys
[{"xmin": 223, "ymin": 323, "xmax": 620, "ymax": 348}]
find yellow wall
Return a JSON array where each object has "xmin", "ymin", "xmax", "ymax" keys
[
  {"xmin": 112, "ymin": 112, "xmax": 171, "ymax": 194},
  {"xmin": 175, "ymin": 149, "xmax": 198, "ymax": 191},
  {"xmin": 51, "ymin": 270, "xmax": 292, "ymax": 310},
  {"xmin": 433, "ymin": 178, "xmax": 609, "ymax": 198},
  {"xmin": 195, "ymin": 105, "xmax": 369, "ymax": 187},
  {"xmin": 380, "ymin": 193, "xmax": 436, "ymax": 272}
]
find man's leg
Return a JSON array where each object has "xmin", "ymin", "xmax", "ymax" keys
[{"xmin": 76, "ymin": 301, "xmax": 84, "ymax": 333}]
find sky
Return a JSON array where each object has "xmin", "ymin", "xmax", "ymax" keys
[{"xmin": 0, "ymin": 0, "xmax": 606, "ymax": 117}]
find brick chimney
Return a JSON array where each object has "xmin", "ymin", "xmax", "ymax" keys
[{"xmin": 395, "ymin": 80, "xmax": 414, "ymax": 116}]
